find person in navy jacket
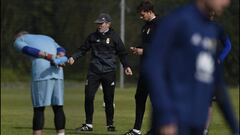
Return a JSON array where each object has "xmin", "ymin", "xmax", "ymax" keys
[{"xmin": 143, "ymin": 0, "xmax": 239, "ymax": 135}]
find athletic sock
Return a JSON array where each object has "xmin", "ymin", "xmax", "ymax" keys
[
  {"xmin": 86, "ymin": 124, "xmax": 93, "ymax": 128},
  {"xmin": 57, "ymin": 132, "xmax": 64, "ymax": 135},
  {"xmin": 133, "ymin": 129, "xmax": 141, "ymax": 134},
  {"xmin": 204, "ymin": 129, "xmax": 208, "ymax": 135}
]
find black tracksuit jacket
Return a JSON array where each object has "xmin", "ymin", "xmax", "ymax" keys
[
  {"xmin": 138, "ymin": 17, "xmax": 160, "ymax": 68},
  {"xmin": 72, "ymin": 28, "xmax": 129, "ymax": 73}
]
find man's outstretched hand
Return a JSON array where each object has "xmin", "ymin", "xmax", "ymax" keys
[{"xmin": 68, "ymin": 57, "xmax": 75, "ymax": 65}]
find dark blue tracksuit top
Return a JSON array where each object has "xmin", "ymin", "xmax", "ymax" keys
[{"xmin": 143, "ymin": 3, "xmax": 239, "ymax": 134}]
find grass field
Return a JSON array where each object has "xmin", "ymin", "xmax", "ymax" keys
[{"xmin": 1, "ymin": 82, "xmax": 239, "ymax": 135}]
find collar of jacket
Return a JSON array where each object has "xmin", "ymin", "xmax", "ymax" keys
[
  {"xmin": 96, "ymin": 28, "xmax": 113, "ymax": 36},
  {"xmin": 146, "ymin": 16, "xmax": 158, "ymax": 25}
]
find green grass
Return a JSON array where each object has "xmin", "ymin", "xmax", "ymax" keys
[{"xmin": 1, "ymin": 83, "xmax": 239, "ymax": 135}]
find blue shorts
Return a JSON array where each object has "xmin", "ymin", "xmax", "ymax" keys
[{"xmin": 31, "ymin": 79, "xmax": 64, "ymax": 107}]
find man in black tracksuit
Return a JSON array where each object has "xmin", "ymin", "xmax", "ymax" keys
[
  {"xmin": 124, "ymin": 1, "xmax": 159, "ymax": 135},
  {"xmin": 68, "ymin": 13, "xmax": 133, "ymax": 132}
]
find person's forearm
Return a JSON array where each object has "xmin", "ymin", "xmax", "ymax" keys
[
  {"xmin": 119, "ymin": 55, "xmax": 130, "ymax": 68},
  {"xmin": 71, "ymin": 51, "xmax": 83, "ymax": 60},
  {"xmin": 22, "ymin": 46, "xmax": 40, "ymax": 57},
  {"xmin": 218, "ymin": 36, "xmax": 231, "ymax": 62},
  {"xmin": 22, "ymin": 46, "xmax": 55, "ymax": 61}
]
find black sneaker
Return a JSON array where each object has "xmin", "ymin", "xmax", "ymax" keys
[
  {"xmin": 123, "ymin": 129, "xmax": 141, "ymax": 135},
  {"xmin": 107, "ymin": 125, "xmax": 116, "ymax": 132},
  {"xmin": 75, "ymin": 124, "xmax": 93, "ymax": 132}
]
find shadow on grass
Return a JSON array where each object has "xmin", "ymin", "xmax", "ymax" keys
[
  {"xmin": 13, "ymin": 127, "xmax": 57, "ymax": 130},
  {"xmin": 68, "ymin": 132, "xmax": 120, "ymax": 135},
  {"xmin": 65, "ymin": 129, "xmax": 121, "ymax": 135},
  {"xmin": 13, "ymin": 127, "xmax": 120, "ymax": 135}
]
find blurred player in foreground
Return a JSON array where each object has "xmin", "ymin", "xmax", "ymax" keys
[
  {"xmin": 14, "ymin": 31, "xmax": 68, "ymax": 135},
  {"xmin": 143, "ymin": 0, "xmax": 239, "ymax": 134}
]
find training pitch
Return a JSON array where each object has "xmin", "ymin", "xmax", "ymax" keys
[{"xmin": 1, "ymin": 82, "xmax": 239, "ymax": 135}]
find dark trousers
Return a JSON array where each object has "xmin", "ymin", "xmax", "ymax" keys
[
  {"xmin": 151, "ymin": 114, "xmax": 204, "ymax": 135},
  {"xmin": 151, "ymin": 126, "xmax": 204, "ymax": 135},
  {"xmin": 33, "ymin": 106, "xmax": 65, "ymax": 130},
  {"xmin": 177, "ymin": 125, "xmax": 204, "ymax": 135},
  {"xmin": 85, "ymin": 71, "xmax": 116, "ymax": 126},
  {"xmin": 134, "ymin": 75, "xmax": 149, "ymax": 130}
]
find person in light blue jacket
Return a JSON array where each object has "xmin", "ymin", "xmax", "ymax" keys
[{"xmin": 14, "ymin": 31, "xmax": 68, "ymax": 135}]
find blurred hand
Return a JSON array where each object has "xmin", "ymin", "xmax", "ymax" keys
[
  {"xmin": 158, "ymin": 124, "xmax": 177, "ymax": 135},
  {"xmin": 124, "ymin": 67, "xmax": 133, "ymax": 76},
  {"xmin": 52, "ymin": 56, "xmax": 68, "ymax": 67},
  {"xmin": 68, "ymin": 57, "xmax": 75, "ymax": 65},
  {"xmin": 130, "ymin": 47, "xmax": 143, "ymax": 56},
  {"xmin": 58, "ymin": 63, "xmax": 66, "ymax": 67}
]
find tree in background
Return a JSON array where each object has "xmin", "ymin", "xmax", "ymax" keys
[{"xmin": 1, "ymin": 0, "xmax": 239, "ymax": 86}]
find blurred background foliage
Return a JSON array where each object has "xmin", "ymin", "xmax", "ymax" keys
[{"xmin": 1, "ymin": 0, "xmax": 239, "ymax": 86}]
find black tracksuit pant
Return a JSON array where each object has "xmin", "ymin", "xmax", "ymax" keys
[
  {"xmin": 134, "ymin": 74, "xmax": 149, "ymax": 130},
  {"xmin": 84, "ymin": 71, "xmax": 116, "ymax": 126}
]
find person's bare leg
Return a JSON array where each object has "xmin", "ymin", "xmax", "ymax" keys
[{"xmin": 204, "ymin": 106, "xmax": 213, "ymax": 135}]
